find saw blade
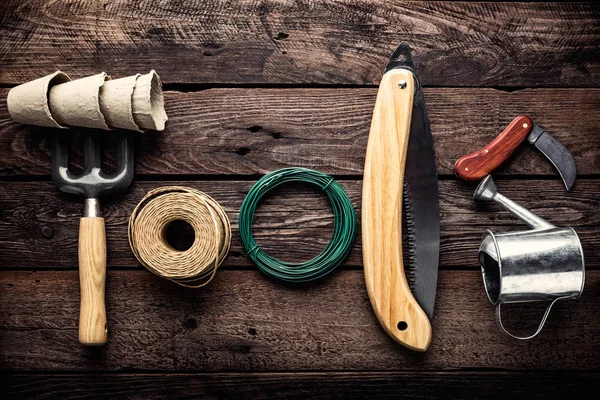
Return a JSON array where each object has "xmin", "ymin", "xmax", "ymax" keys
[
  {"xmin": 403, "ymin": 181, "xmax": 417, "ymax": 291},
  {"xmin": 385, "ymin": 42, "xmax": 440, "ymax": 319},
  {"xmin": 403, "ymin": 83, "xmax": 440, "ymax": 319},
  {"xmin": 393, "ymin": 81, "xmax": 439, "ymax": 323}
]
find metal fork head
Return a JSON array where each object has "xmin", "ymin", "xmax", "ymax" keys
[{"xmin": 52, "ymin": 131, "xmax": 134, "ymax": 199}]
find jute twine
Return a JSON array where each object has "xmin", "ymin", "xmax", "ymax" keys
[{"xmin": 128, "ymin": 186, "xmax": 231, "ymax": 288}]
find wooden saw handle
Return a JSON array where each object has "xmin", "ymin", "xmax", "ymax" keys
[
  {"xmin": 78, "ymin": 217, "xmax": 107, "ymax": 346},
  {"xmin": 362, "ymin": 69, "xmax": 432, "ymax": 352},
  {"xmin": 454, "ymin": 115, "xmax": 533, "ymax": 181}
]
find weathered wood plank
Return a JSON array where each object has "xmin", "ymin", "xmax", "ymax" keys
[
  {"xmin": 0, "ymin": 270, "xmax": 599, "ymax": 371},
  {"xmin": 2, "ymin": 372, "xmax": 598, "ymax": 400},
  {"xmin": 0, "ymin": 179, "xmax": 597, "ymax": 269},
  {"xmin": 0, "ymin": 88, "xmax": 598, "ymax": 176},
  {"xmin": 0, "ymin": 1, "xmax": 598, "ymax": 86}
]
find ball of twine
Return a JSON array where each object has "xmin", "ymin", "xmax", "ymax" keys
[{"xmin": 128, "ymin": 186, "xmax": 231, "ymax": 288}]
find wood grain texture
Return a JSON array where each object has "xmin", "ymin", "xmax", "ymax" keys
[
  {"xmin": 454, "ymin": 116, "xmax": 533, "ymax": 181},
  {"xmin": 1, "ymin": 269, "xmax": 599, "ymax": 371},
  {"xmin": 78, "ymin": 217, "xmax": 108, "ymax": 346},
  {"xmin": 0, "ymin": 0, "xmax": 598, "ymax": 391},
  {"xmin": 0, "ymin": 179, "xmax": 598, "ymax": 270},
  {"xmin": 2, "ymin": 372, "xmax": 599, "ymax": 400},
  {"xmin": 362, "ymin": 69, "xmax": 431, "ymax": 351},
  {"xmin": 1, "ymin": 88, "xmax": 598, "ymax": 177},
  {"xmin": 0, "ymin": 1, "xmax": 598, "ymax": 86}
]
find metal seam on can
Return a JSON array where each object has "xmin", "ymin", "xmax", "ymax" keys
[{"xmin": 128, "ymin": 186, "xmax": 231, "ymax": 288}]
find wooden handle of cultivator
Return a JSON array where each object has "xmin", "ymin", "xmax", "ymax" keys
[
  {"xmin": 362, "ymin": 69, "xmax": 432, "ymax": 352},
  {"xmin": 78, "ymin": 217, "xmax": 108, "ymax": 346},
  {"xmin": 454, "ymin": 115, "xmax": 533, "ymax": 181}
]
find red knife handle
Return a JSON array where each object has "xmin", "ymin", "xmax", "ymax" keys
[{"xmin": 454, "ymin": 116, "xmax": 533, "ymax": 181}]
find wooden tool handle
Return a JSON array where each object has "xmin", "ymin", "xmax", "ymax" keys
[
  {"xmin": 362, "ymin": 69, "xmax": 432, "ymax": 352},
  {"xmin": 78, "ymin": 217, "xmax": 107, "ymax": 346},
  {"xmin": 454, "ymin": 115, "xmax": 533, "ymax": 181}
]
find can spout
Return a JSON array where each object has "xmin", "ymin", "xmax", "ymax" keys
[{"xmin": 474, "ymin": 175, "xmax": 555, "ymax": 230}]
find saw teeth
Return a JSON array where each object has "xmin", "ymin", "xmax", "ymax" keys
[{"xmin": 403, "ymin": 182, "xmax": 418, "ymax": 292}]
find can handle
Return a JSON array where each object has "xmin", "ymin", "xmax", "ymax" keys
[{"xmin": 496, "ymin": 297, "xmax": 567, "ymax": 340}]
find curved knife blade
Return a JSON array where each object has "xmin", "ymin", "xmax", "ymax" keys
[{"xmin": 527, "ymin": 124, "xmax": 577, "ymax": 190}]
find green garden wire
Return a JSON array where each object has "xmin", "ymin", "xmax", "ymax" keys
[{"xmin": 239, "ymin": 167, "xmax": 357, "ymax": 282}]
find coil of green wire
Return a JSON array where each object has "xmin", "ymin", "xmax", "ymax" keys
[{"xmin": 239, "ymin": 167, "xmax": 357, "ymax": 282}]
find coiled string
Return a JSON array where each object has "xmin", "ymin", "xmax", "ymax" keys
[
  {"xmin": 239, "ymin": 168, "xmax": 357, "ymax": 282},
  {"xmin": 128, "ymin": 186, "xmax": 231, "ymax": 288}
]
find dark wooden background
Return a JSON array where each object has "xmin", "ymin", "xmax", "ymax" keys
[{"xmin": 1, "ymin": 1, "xmax": 599, "ymax": 398}]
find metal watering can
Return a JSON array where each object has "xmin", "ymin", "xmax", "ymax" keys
[{"xmin": 474, "ymin": 175, "xmax": 584, "ymax": 340}]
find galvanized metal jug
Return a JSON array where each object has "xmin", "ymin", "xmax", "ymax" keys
[{"xmin": 474, "ymin": 175, "xmax": 585, "ymax": 340}]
